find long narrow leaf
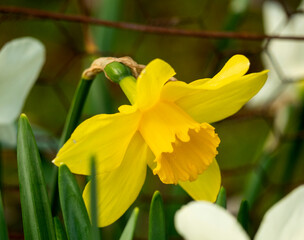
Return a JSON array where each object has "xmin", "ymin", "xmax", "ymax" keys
[
  {"xmin": 0, "ymin": 191, "xmax": 8, "ymax": 240},
  {"xmin": 90, "ymin": 157, "xmax": 100, "ymax": 240},
  {"xmin": 54, "ymin": 217, "xmax": 68, "ymax": 240},
  {"xmin": 17, "ymin": 114, "xmax": 55, "ymax": 240},
  {"xmin": 237, "ymin": 200, "xmax": 249, "ymax": 233},
  {"xmin": 119, "ymin": 208, "xmax": 139, "ymax": 240},
  {"xmin": 51, "ymin": 78, "xmax": 93, "ymax": 215},
  {"xmin": 149, "ymin": 191, "xmax": 166, "ymax": 240},
  {"xmin": 58, "ymin": 164, "xmax": 91, "ymax": 240},
  {"xmin": 215, "ymin": 186, "xmax": 227, "ymax": 208}
]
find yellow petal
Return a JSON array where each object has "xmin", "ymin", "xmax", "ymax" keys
[
  {"xmin": 178, "ymin": 159, "xmax": 221, "ymax": 202},
  {"xmin": 83, "ymin": 132, "xmax": 153, "ymax": 227},
  {"xmin": 139, "ymin": 101, "xmax": 200, "ymax": 156},
  {"xmin": 136, "ymin": 59, "xmax": 176, "ymax": 110},
  {"xmin": 162, "ymin": 68, "xmax": 268, "ymax": 123},
  {"xmin": 139, "ymin": 101, "xmax": 220, "ymax": 184},
  {"xmin": 53, "ymin": 109, "xmax": 141, "ymax": 175},
  {"xmin": 211, "ymin": 54, "xmax": 250, "ymax": 84},
  {"xmin": 154, "ymin": 124, "xmax": 220, "ymax": 184}
]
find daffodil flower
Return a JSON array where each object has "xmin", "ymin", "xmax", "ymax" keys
[
  {"xmin": 53, "ymin": 54, "xmax": 267, "ymax": 226},
  {"xmin": 0, "ymin": 37, "xmax": 45, "ymax": 146},
  {"xmin": 175, "ymin": 185, "xmax": 304, "ymax": 240}
]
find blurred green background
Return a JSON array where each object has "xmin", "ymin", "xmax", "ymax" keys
[{"xmin": 1, "ymin": 0, "xmax": 304, "ymax": 239}]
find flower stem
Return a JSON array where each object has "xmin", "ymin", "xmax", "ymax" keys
[
  {"xmin": 51, "ymin": 77, "xmax": 94, "ymax": 216},
  {"xmin": 59, "ymin": 78, "xmax": 94, "ymax": 147},
  {"xmin": 119, "ymin": 76, "xmax": 137, "ymax": 105}
]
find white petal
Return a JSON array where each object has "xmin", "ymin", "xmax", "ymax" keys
[
  {"xmin": 255, "ymin": 185, "xmax": 304, "ymax": 240},
  {"xmin": 263, "ymin": 1, "xmax": 304, "ymax": 80},
  {"xmin": 251, "ymin": 0, "xmax": 304, "ymax": 106},
  {"xmin": 249, "ymin": 52, "xmax": 282, "ymax": 106},
  {"xmin": 262, "ymin": 1, "xmax": 286, "ymax": 34},
  {"xmin": 175, "ymin": 201, "xmax": 249, "ymax": 240},
  {"xmin": 0, "ymin": 37, "xmax": 45, "ymax": 124}
]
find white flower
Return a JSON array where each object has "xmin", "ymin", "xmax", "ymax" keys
[
  {"xmin": 0, "ymin": 37, "xmax": 45, "ymax": 146},
  {"xmin": 254, "ymin": 185, "xmax": 304, "ymax": 240},
  {"xmin": 175, "ymin": 201, "xmax": 249, "ymax": 240},
  {"xmin": 250, "ymin": 0, "xmax": 304, "ymax": 105},
  {"xmin": 175, "ymin": 185, "xmax": 304, "ymax": 240}
]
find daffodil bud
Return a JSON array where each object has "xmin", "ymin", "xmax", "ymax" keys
[
  {"xmin": 104, "ymin": 62, "xmax": 132, "ymax": 84},
  {"xmin": 104, "ymin": 62, "xmax": 137, "ymax": 105}
]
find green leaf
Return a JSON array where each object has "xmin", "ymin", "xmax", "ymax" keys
[
  {"xmin": 237, "ymin": 200, "xmax": 249, "ymax": 233},
  {"xmin": 215, "ymin": 186, "xmax": 227, "ymax": 208},
  {"xmin": 149, "ymin": 191, "xmax": 166, "ymax": 240},
  {"xmin": 54, "ymin": 217, "xmax": 68, "ymax": 240},
  {"xmin": 51, "ymin": 77, "xmax": 93, "ymax": 215},
  {"xmin": 58, "ymin": 164, "xmax": 91, "ymax": 240},
  {"xmin": 17, "ymin": 114, "xmax": 55, "ymax": 240},
  {"xmin": 90, "ymin": 157, "xmax": 100, "ymax": 240},
  {"xmin": 119, "ymin": 208, "xmax": 139, "ymax": 240},
  {"xmin": 0, "ymin": 191, "xmax": 8, "ymax": 240},
  {"xmin": 92, "ymin": 0, "xmax": 124, "ymax": 52}
]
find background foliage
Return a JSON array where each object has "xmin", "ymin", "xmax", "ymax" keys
[{"xmin": 1, "ymin": 0, "xmax": 304, "ymax": 239}]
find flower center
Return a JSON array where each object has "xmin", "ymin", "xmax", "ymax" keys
[{"xmin": 139, "ymin": 101, "xmax": 220, "ymax": 184}]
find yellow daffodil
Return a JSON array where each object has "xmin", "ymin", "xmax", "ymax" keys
[{"xmin": 53, "ymin": 54, "xmax": 267, "ymax": 227}]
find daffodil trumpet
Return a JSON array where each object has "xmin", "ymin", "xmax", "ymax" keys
[{"xmin": 53, "ymin": 55, "xmax": 268, "ymax": 227}]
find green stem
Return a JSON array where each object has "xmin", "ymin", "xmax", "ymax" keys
[
  {"xmin": 59, "ymin": 78, "xmax": 94, "ymax": 147},
  {"xmin": 244, "ymin": 152, "xmax": 274, "ymax": 208},
  {"xmin": 280, "ymin": 103, "xmax": 304, "ymax": 193},
  {"xmin": 245, "ymin": 94, "xmax": 304, "ymax": 207},
  {"xmin": 90, "ymin": 157, "xmax": 101, "ymax": 240},
  {"xmin": 51, "ymin": 77, "xmax": 94, "ymax": 216},
  {"xmin": 119, "ymin": 76, "xmax": 137, "ymax": 105}
]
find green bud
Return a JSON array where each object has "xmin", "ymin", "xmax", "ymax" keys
[{"xmin": 104, "ymin": 62, "xmax": 132, "ymax": 83}]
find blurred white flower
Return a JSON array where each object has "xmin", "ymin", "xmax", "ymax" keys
[
  {"xmin": 0, "ymin": 37, "xmax": 45, "ymax": 146},
  {"xmin": 250, "ymin": 0, "xmax": 304, "ymax": 106},
  {"xmin": 175, "ymin": 185, "xmax": 304, "ymax": 240},
  {"xmin": 255, "ymin": 185, "xmax": 304, "ymax": 240},
  {"xmin": 175, "ymin": 200, "xmax": 249, "ymax": 240}
]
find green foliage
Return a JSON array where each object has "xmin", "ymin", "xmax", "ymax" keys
[
  {"xmin": 50, "ymin": 77, "xmax": 94, "ymax": 216},
  {"xmin": 59, "ymin": 78, "xmax": 94, "ymax": 147},
  {"xmin": 54, "ymin": 217, "xmax": 68, "ymax": 240},
  {"xmin": 215, "ymin": 186, "xmax": 227, "ymax": 208},
  {"xmin": 58, "ymin": 164, "xmax": 91, "ymax": 240},
  {"xmin": 237, "ymin": 200, "xmax": 249, "ymax": 233},
  {"xmin": 90, "ymin": 158, "xmax": 101, "ymax": 240},
  {"xmin": 0, "ymin": 191, "xmax": 8, "ymax": 240},
  {"xmin": 1, "ymin": 1, "xmax": 304, "ymax": 237},
  {"xmin": 149, "ymin": 191, "xmax": 166, "ymax": 240},
  {"xmin": 17, "ymin": 114, "xmax": 56, "ymax": 240},
  {"xmin": 119, "ymin": 208, "xmax": 139, "ymax": 240}
]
